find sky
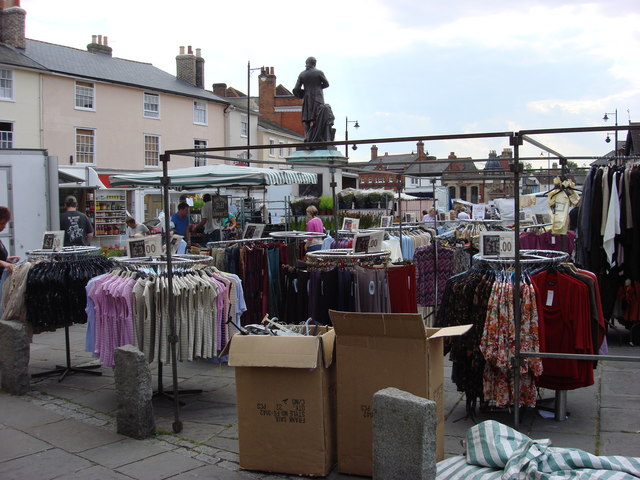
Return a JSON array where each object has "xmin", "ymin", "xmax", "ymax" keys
[{"xmin": 22, "ymin": 0, "xmax": 640, "ymax": 167}]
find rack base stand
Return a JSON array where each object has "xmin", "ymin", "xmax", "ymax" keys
[
  {"xmin": 30, "ymin": 326, "xmax": 102, "ymax": 382},
  {"xmin": 153, "ymin": 362, "xmax": 202, "ymax": 407}
]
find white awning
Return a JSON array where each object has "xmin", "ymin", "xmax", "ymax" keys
[
  {"xmin": 110, "ymin": 165, "xmax": 317, "ymax": 188},
  {"xmin": 59, "ymin": 167, "xmax": 106, "ymax": 188}
]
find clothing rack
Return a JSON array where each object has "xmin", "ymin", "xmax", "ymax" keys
[
  {"xmin": 207, "ymin": 237, "xmax": 271, "ymax": 248},
  {"xmin": 27, "ymin": 246, "xmax": 108, "ymax": 382},
  {"xmin": 112, "ymin": 254, "xmax": 213, "ymax": 403},
  {"xmin": 269, "ymin": 231, "xmax": 326, "ymax": 240},
  {"xmin": 305, "ymin": 248, "xmax": 390, "ymax": 265}
]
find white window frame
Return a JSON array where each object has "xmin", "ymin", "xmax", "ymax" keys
[
  {"xmin": 75, "ymin": 127, "xmax": 96, "ymax": 165},
  {"xmin": 194, "ymin": 139, "xmax": 207, "ymax": 166},
  {"xmin": 193, "ymin": 100, "xmax": 207, "ymax": 125},
  {"xmin": 269, "ymin": 138, "xmax": 276, "ymax": 157},
  {"xmin": 278, "ymin": 140, "xmax": 286, "ymax": 158},
  {"xmin": 0, "ymin": 69, "xmax": 14, "ymax": 101},
  {"xmin": 75, "ymin": 80, "xmax": 95, "ymax": 110},
  {"xmin": 143, "ymin": 93, "xmax": 160, "ymax": 119},
  {"xmin": 0, "ymin": 121, "xmax": 14, "ymax": 148},
  {"xmin": 144, "ymin": 134, "xmax": 160, "ymax": 167},
  {"xmin": 240, "ymin": 114, "xmax": 248, "ymax": 138}
]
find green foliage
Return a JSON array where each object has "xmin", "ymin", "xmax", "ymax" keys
[{"xmin": 319, "ymin": 195, "xmax": 334, "ymax": 211}]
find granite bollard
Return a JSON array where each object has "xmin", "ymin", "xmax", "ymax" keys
[
  {"xmin": 372, "ymin": 387, "xmax": 436, "ymax": 480},
  {"xmin": 0, "ymin": 320, "xmax": 31, "ymax": 395},
  {"xmin": 114, "ymin": 344, "xmax": 155, "ymax": 439}
]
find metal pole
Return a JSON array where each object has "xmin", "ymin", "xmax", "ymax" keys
[
  {"xmin": 160, "ymin": 153, "xmax": 182, "ymax": 434},
  {"xmin": 511, "ymin": 133, "xmax": 523, "ymax": 428},
  {"xmin": 614, "ymin": 109, "xmax": 619, "ymax": 164},
  {"xmin": 345, "ymin": 117, "xmax": 349, "ymax": 158},
  {"xmin": 247, "ymin": 61, "xmax": 251, "ymax": 163}
]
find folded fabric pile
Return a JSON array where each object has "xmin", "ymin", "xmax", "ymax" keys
[{"xmin": 437, "ymin": 420, "xmax": 640, "ymax": 479}]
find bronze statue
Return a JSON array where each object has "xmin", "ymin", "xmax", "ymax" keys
[{"xmin": 293, "ymin": 57, "xmax": 334, "ymax": 144}]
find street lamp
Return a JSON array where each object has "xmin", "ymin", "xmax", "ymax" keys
[
  {"xmin": 603, "ymin": 109, "xmax": 618, "ymax": 159},
  {"xmin": 345, "ymin": 117, "xmax": 360, "ymax": 157}
]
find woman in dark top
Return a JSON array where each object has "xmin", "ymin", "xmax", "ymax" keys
[{"xmin": 0, "ymin": 206, "xmax": 20, "ymax": 275}]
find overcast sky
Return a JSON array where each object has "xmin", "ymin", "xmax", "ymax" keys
[{"xmin": 22, "ymin": 0, "xmax": 640, "ymax": 166}]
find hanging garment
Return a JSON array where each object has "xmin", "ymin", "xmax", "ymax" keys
[
  {"xmin": 532, "ymin": 269, "xmax": 594, "ymax": 390},
  {"xmin": 386, "ymin": 263, "xmax": 417, "ymax": 313}
]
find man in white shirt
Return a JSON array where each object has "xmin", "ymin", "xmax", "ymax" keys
[
  {"xmin": 194, "ymin": 194, "xmax": 222, "ymax": 244},
  {"xmin": 457, "ymin": 207, "xmax": 470, "ymax": 220}
]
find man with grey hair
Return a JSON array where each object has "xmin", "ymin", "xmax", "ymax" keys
[{"xmin": 293, "ymin": 56, "xmax": 331, "ymax": 141}]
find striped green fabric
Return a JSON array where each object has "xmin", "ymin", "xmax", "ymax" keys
[{"xmin": 437, "ymin": 421, "xmax": 640, "ymax": 479}]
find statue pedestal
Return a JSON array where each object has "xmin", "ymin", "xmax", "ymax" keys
[{"xmin": 286, "ymin": 149, "xmax": 348, "ymax": 165}]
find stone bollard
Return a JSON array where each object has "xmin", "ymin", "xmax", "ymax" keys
[
  {"xmin": 372, "ymin": 387, "xmax": 437, "ymax": 480},
  {"xmin": 114, "ymin": 345, "xmax": 155, "ymax": 439},
  {"xmin": 0, "ymin": 320, "xmax": 31, "ymax": 395}
]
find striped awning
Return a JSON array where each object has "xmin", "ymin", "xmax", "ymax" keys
[{"xmin": 110, "ymin": 165, "xmax": 317, "ymax": 188}]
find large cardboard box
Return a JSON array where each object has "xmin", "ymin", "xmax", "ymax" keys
[
  {"xmin": 329, "ymin": 310, "xmax": 471, "ymax": 477},
  {"xmin": 227, "ymin": 326, "xmax": 336, "ymax": 476}
]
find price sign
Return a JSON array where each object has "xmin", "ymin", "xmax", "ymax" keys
[
  {"xmin": 127, "ymin": 234, "xmax": 162, "ymax": 258},
  {"xmin": 472, "ymin": 204, "xmax": 485, "ymax": 220},
  {"xmin": 352, "ymin": 231, "xmax": 385, "ymax": 254},
  {"xmin": 480, "ymin": 231, "xmax": 515, "ymax": 258},
  {"xmin": 42, "ymin": 231, "xmax": 64, "ymax": 251}
]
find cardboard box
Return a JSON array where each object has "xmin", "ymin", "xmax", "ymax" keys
[
  {"xmin": 329, "ymin": 310, "xmax": 471, "ymax": 477},
  {"xmin": 227, "ymin": 326, "xmax": 336, "ymax": 476}
]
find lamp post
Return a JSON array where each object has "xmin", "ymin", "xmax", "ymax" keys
[
  {"xmin": 603, "ymin": 109, "xmax": 618, "ymax": 160},
  {"xmin": 345, "ymin": 117, "xmax": 360, "ymax": 158}
]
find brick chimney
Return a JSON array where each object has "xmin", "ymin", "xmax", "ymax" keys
[
  {"xmin": 86, "ymin": 34, "xmax": 112, "ymax": 56},
  {"xmin": 0, "ymin": 0, "xmax": 26, "ymax": 49},
  {"xmin": 195, "ymin": 48, "xmax": 204, "ymax": 88},
  {"xmin": 416, "ymin": 141, "xmax": 426, "ymax": 160},
  {"xmin": 212, "ymin": 83, "xmax": 227, "ymax": 97},
  {"xmin": 176, "ymin": 45, "xmax": 197, "ymax": 86},
  {"xmin": 258, "ymin": 66, "xmax": 276, "ymax": 115},
  {"xmin": 371, "ymin": 145, "xmax": 379, "ymax": 160}
]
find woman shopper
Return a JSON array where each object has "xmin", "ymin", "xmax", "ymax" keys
[{"xmin": 305, "ymin": 205, "xmax": 324, "ymax": 253}]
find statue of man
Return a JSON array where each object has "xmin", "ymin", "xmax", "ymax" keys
[{"xmin": 293, "ymin": 57, "xmax": 330, "ymax": 140}]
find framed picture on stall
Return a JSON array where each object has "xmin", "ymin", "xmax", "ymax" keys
[
  {"xmin": 243, "ymin": 223, "xmax": 265, "ymax": 239},
  {"xmin": 342, "ymin": 217, "xmax": 359, "ymax": 231},
  {"xmin": 380, "ymin": 216, "xmax": 392, "ymax": 228}
]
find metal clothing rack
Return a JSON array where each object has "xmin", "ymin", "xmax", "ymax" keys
[
  {"xmin": 305, "ymin": 248, "xmax": 390, "ymax": 266},
  {"xmin": 27, "ymin": 246, "xmax": 106, "ymax": 382},
  {"xmin": 112, "ymin": 254, "xmax": 212, "ymax": 404},
  {"xmin": 207, "ymin": 237, "xmax": 272, "ymax": 248}
]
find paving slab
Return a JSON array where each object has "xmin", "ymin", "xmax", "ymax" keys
[
  {"xmin": 78, "ymin": 437, "xmax": 172, "ymax": 468},
  {"xmin": 0, "ymin": 427, "xmax": 52, "ymax": 462},
  {"xmin": 166, "ymin": 463, "xmax": 248, "ymax": 479},
  {"xmin": 0, "ymin": 448, "xmax": 93, "ymax": 479},
  {"xmin": 25, "ymin": 418, "xmax": 124, "ymax": 453},
  {"xmin": 600, "ymin": 431, "xmax": 640, "ymax": 457},
  {"xmin": 115, "ymin": 450, "xmax": 205, "ymax": 480},
  {"xmin": 600, "ymin": 406, "xmax": 640, "ymax": 433},
  {"xmin": 56, "ymin": 464, "xmax": 134, "ymax": 479},
  {"xmin": 0, "ymin": 394, "xmax": 64, "ymax": 429}
]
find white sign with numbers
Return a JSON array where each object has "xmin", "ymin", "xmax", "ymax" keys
[
  {"xmin": 127, "ymin": 234, "xmax": 162, "ymax": 258},
  {"xmin": 42, "ymin": 231, "xmax": 64, "ymax": 251},
  {"xmin": 479, "ymin": 231, "xmax": 515, "ymax": 258},
  {"xmin": 352, "ymin": 230, "xmax": 385, "ymax": 254}
]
